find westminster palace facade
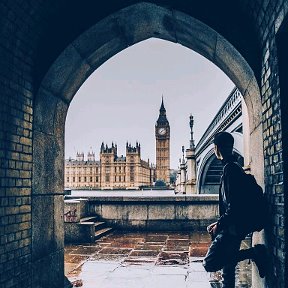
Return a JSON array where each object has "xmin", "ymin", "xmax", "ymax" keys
[
  {"xmin": 65, "ymin": 99, "xmax": 170, "ymax": 189},
  {"xmin": 65, "ymin": 142, "xmax": 156, "ymax": 190}
]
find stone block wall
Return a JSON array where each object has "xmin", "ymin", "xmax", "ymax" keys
[{"xmin": 87, "ymin": 195, "xmax": 219, "ymax": 231}]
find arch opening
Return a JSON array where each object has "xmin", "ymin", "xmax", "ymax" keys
[{"xmin": 32, "ymin": 2, "xmax": 265, "ymax": 286}]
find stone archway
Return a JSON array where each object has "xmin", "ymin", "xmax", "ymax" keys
[{"xmin": 32, "ymin": 2, "xmax": 265, "ymax": 287}]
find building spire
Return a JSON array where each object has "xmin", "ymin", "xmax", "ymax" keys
[
  {"xmin": 160, "ymin": 95, "xmax": 166, "ymax": 114},
  {"xmin": 156, "ymin": 95, "xmax": 169, "ymax": 126}
]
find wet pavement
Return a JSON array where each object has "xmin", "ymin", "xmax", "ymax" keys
[{"xmin": 65, "ymin": 231, "xmax": 252, "ymax": 288}]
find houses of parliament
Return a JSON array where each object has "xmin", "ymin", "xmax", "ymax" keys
[{"xmin": 65, "ymin": 99, "xmax": 170, "ymax": 189}]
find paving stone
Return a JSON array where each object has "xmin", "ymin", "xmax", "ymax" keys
[
  {"xmin": 130, "ymin": 250, "xmax": 159, "ymax": 257},
  {"xmin": 134, "ymin": 243, "xmax": 163, "ymax": 251},
  {"xmin": 65, "ymin": 231, "xmax": 252, "ymax": 287},
  {"xmin": 189, "ymin": 243, "xmax": 210, "ymax": 257},
  {"xmin": 145, "ymin": 234, "xmax": 168, "ymax": 242},
  {"xmin": 167, "ymin": 233, "xmax": 191, "ymax": 239},
  {"xmin": 122, "ymin": 257, "xmax": 156, "ymax": 265},
  {"xmin": 72, "ymin": 246, "xmax": 102, "ymax": 255},
  {"xmin": 109, "ymin": 242, "xmax": 138, "ymax": 249},
  {"xmin": 166, "ymin": 239, "xmax": 191, "ymax": 245},
  {"xmin": 156, "ymin": 251, "xmax": 189, "ymax": 265},
  {"xmin": 190, "ymin": 232, "xmax": 211, "ymax": 243},
  {"xmin": 89, "ymin": 254, "xmax": 126, "ymax": 262},
  {"xmin": 99, "ymin": 247, "xmax": 133, "ymax": 255},
  {"xmin": 144, "ymin": 274, "xmax": 187, "ymax": 288}
]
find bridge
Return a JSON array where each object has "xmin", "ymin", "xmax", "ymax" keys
[
  {"xmin": 175, "ymin": 87, "xmax": 248, "ymax": 194},
  {"xmin": 196, "ymin": 87, "xmax": 246, "ymax": 193}
]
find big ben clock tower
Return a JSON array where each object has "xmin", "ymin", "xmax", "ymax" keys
[{"xmin": 155, "ymin": 97, "xmax": 170, "ymax": 184}]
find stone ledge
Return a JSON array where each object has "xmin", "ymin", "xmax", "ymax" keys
[{"xmin": 66, "ymin": 195, "xmax": 219, "ymax": 203}]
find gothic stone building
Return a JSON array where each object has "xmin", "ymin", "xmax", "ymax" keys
[
  {"xmin": 66, "ymin": 99, "xmax": 169, "ymax": 189},
  {"xmin": 155, "ymin": 98, "xmax": 170, "ymax": 184},
  {"xmin": 65, "ymin": 142, "xmax": 155, "ymax": 190}
]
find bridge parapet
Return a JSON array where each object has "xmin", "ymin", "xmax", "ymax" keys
[{"xmin": 196, "ymin": 87, "xmax": 242, "ymax": 156}]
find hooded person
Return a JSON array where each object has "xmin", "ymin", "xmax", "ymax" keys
[{"xmin": 203, "ymin": 131, "xmax": 268, "ymax": 287}]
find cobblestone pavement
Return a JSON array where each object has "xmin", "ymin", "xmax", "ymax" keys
[{"xmin": 65, "ymin": 231, "xmax": 252, "ymax": 288}]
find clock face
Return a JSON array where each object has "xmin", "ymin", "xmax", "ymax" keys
[{"xmin": 158, "ymin": 128, "xmax": 166, "ymax": 135}]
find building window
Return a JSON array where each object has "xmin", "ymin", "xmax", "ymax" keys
[
  {"xmin": 90, "ymin": 177, "xmax": 92, "ymax": 182},
  {"xmin": 119, "ymin": 176, "xmax": 121, "ymax": 182},
  {"xmin": 115, "ymin": 176, "xmax": 117, "ymax": 182},
  {"xmin": 105, "ymin": 175, "xmax": 110, "ymax": 182},
  {"xmin": 96, "ymin": 176, "xmax": 99, "ymax": 182},
  {"xmin": 67, "ymin": 177, "xmax": 69, "ymax": 182},
  {"xmin": 115, "ymin": 167, "xmax": 117, "ymax": 173},
  {"xmin": 79, "ymin": 177, "xmax": 81, "ymax": 182},
  {"xmin": 130, "ymin": 165, "xmax": 134, "ymax": 182},
  {"xmin": 73, "ymin": 177, "xmax": 75, "ymax": 182},
  {"xmin": 84, "ymin": 177, "xmax": 87, "ymax": 182}
]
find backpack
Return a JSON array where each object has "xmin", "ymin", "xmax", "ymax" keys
[
  {"xmin": 240, "ymin": 172, "xmax": 268, "ymax": 233},
  {"xmin": 223, "ymin": 162, "xmax": 268, "ymax": 234}
]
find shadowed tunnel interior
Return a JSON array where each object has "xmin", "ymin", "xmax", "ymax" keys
[{"xmin": 0, "ymin": 1, "xmax": 287, "ymax": 288}]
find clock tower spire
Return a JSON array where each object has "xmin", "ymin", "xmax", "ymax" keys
[{"xmin": 155, "ymin": 97, "xmax": 170, "ymax": 185}]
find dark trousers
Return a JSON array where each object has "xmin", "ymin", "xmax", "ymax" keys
[{"xmin": 203, "ymin": 231, "xmax": 252, "ymax": 288}]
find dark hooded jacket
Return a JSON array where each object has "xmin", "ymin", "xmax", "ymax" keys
[{"xmin": 216, "ymin": 155, "xmax": 249, "ymax": 238}]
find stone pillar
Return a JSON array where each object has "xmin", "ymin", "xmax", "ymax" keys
[
  {"xmin": 185, "ymin": 114, "xmax": 197, "ymax": 194},
  {"xmin": 242, "ymin": 98, "xmax": 250, "ymax": 167},
  {"xmin": 180, "ymin": 162, "xmax": 186, "ymax": 194},
  {"xmin": 185, "ymin": 148, "xmax": 197, "ymax": 194},
  {"xmin": 175, "ymin": 169, "xmax": 181, "ymax": 193}
]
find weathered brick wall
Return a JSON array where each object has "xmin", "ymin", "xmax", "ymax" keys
[
  {"xmin": 0, "ymin": 1, "xmax": 42, "ymax": 287},
  {"xmin": 242, "ymin": 1, "xmax": 288, "ymax": 287}
]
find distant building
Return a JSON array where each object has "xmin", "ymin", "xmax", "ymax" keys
[
  {"xmin": 155, "ymin": 98, "xmax": 170, "ymax": 185},
  {"xmin": 65, "ymin": 142, "xmax": 156, "ymax": 190}
]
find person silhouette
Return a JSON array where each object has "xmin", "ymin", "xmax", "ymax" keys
[{"xmin": 203, "ymin": 132, "xmax": 268, "ymax": 287}]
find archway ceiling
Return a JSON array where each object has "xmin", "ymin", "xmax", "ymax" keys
[{"xmin": 35, "ymin": 0, "xmax": 260, "ymax": 88}]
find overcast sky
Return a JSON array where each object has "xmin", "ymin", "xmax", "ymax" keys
[{"xmin": 65, "ymin": 38, "xmax": 234, "ymax": 169}]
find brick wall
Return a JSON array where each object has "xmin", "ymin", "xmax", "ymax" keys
[
  {"xmin": 0, "ymin": 1, "xmax": 41, "ymax": 287},
  {"xmin": 242, "ymin": 1, "xmax": 288, "ymax": 287}
]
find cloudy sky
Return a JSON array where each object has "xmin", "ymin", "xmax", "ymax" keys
[{"xmin": 65, "ymin": 38, "xmax": 234, "ymax": 169}]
